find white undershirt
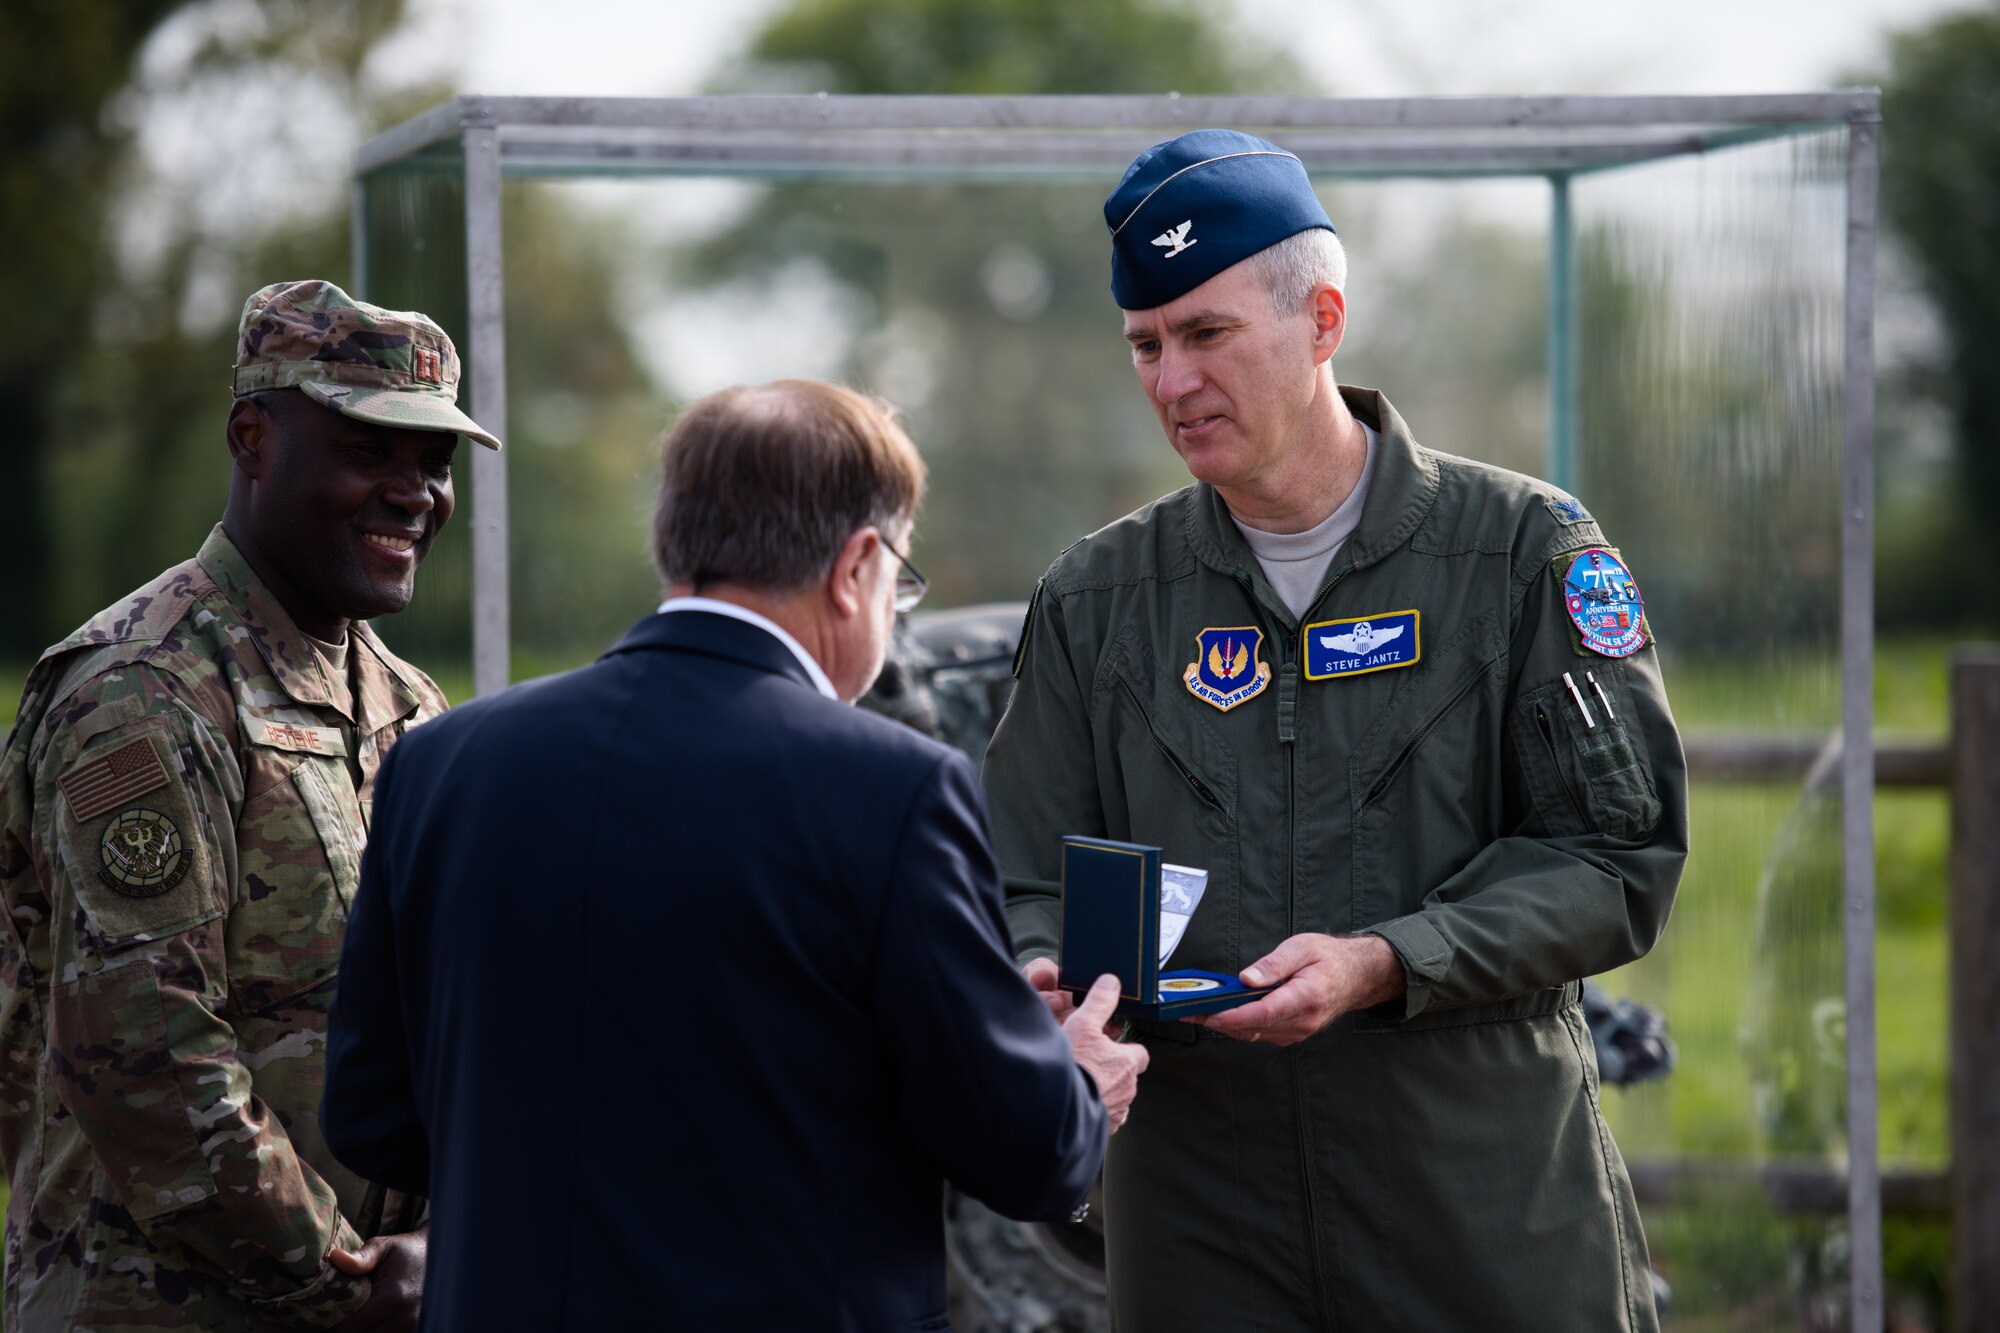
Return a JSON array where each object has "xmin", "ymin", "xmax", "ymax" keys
[
  {"xmin": 655, "ymin": 596, "xmax": 840, "ymax": 701},
  {"xmin": 1230, "ymin": 421, "xmax": 1379, "ymax": 619}
]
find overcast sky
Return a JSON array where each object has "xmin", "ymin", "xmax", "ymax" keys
[{"xmin": 374, "ymin": 0, "xmax": 1960, "ymax": 99}]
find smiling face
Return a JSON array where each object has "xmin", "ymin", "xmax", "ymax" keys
[
  {"xmin": 227, "ymin": 390, "xmax": 458, "ymax": 635},
  {"xmin": 1121, "ymin": 257, "xmax": 1341, "ymax": 495}
]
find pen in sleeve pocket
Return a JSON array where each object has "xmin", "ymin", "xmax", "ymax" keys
[
  {"xmin": 1562, "ymin": 671, "xmax": 1596, "ymax": 729},
  {"xmin": 1586, "ymin": 671, "xmax": 1616, "ymax": 722}
]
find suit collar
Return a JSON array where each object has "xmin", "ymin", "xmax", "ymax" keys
[
  {"xmin": 654, "ymin": 597, "xmax": 840, "ymax": 699},
  {"xmin": 603, "ymin": 608, "xmax": 827, "ymax": 695}
]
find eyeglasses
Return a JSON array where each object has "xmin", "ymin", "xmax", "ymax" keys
[{"xmin": 888, "ymin": 542, "xmax": 929, "ymax": 614}]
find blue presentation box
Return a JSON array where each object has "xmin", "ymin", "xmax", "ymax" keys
[{"xmin": 1056, "ymin": 835, "xmax": 1275, "ymax": 1021}]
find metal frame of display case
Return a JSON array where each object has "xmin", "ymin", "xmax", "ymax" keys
[{"xmin": 352, "ymin": 91, "xmax": 1884, "ymax": 1328}]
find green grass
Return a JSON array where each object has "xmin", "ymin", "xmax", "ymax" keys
[
  {"xmin": 1592, "ymin": 636, "xmax": 1957, "ymax": 1172},
  {"xmin": 1662, "ymin": 633, "xmax": 1967, "ymax": 737},
  {"xmin": 1589, "ymin": 636, "xmax": 1963, "ymax": 1323},
  {"xmin": 1596, "ymin": 783, "xmax": 1948, "ymax": 1168}
]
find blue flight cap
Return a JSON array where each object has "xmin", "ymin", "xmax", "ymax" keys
[{"xmin": 1104, "ymin": 128, "xmax": 1335, "ymax": 311}]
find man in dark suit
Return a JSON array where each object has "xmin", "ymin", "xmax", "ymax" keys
[{"xmin": 321, "ymin": 379, "xmax": 1146, "ymax": 1331}]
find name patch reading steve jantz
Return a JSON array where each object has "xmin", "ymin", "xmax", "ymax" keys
[{"xmin": 1303, "ymin": 610, "xmax": 1421, "ymax": 681}]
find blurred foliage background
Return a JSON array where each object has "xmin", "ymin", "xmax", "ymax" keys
[
  {"xmin": 9, "ymin": 0, "xmax": 1993, "ymax": 652},
  {"xmin": 6, "ymin": 0, "xmax": 1999, "ymax": 1327}
]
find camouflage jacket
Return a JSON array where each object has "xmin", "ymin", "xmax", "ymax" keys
[{"xmin": 0, "ymin": 527, "xmax": 446, "ymax": 1331}]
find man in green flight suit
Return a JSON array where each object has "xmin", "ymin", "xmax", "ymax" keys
[
  {"xmin": 984, "ymin": 130, "xmax": 1689, "ymax": 1331},
  {"xmin": 0, "ymin": 280, "xmax": 499, "ymax": 1331}
]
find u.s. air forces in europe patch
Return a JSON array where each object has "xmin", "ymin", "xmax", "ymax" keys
[{"xmin": 1184, "ymin": 626, "xmax": 1270, "ymax": 711}]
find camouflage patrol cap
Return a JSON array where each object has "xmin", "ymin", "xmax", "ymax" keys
[{"xmin": 232, "ymin": 279, "xmax": 501, "ymax": 450}]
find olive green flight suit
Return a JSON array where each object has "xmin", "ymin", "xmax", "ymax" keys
[{"xmin": 985, "ymin": 388, "xmax": 1687, "ymax": 1332}]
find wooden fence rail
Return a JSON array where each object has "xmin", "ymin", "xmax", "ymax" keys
[
  {"xmin": 1681, "ymin": 736, "xmax": 1949, "ymax": 786},
  {"xmin": 1625, "ymin": 1158, "xmax": 1951, "ymax": 1220}
]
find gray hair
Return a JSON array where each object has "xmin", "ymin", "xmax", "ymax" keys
[{"xmin": 1249, "ymin": 228, "xmax": 1348, "ymax": 316}]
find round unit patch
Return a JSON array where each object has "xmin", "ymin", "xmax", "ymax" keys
[
  {"xmin": 1160, "ymin": 977, "xmax": 1222, "ymax": 994},
  {"xmin": 1561, "ymin": 548, "xmax": 1647, "ymax": 658},
  {"xmin": 97, "ymin": 808, "xmax": 190, "ymax": 898}
]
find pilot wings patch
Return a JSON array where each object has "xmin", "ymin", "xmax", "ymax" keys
[{"xmin": 1303, "ymin": 609, "xmax": 1421, "ymax": 681}]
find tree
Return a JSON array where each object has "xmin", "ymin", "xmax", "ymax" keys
[
  {"xmin": 0, "ymin": 1, "xmax": 182, "ymax": 660},
  {"xmin": 732, "ymin": 0, "xmax": 1296, "ymax": 96},
  {"xmin": 1879, "ymin": 3, "xmax": 2000, "ymax": 627},
  {"xmin": 0, "ymin": 0, "xmax": 430, "ymax": 659},
  {"xmin": 689, "ymin": 0, "xmax": 1311, "ymax": 606}
]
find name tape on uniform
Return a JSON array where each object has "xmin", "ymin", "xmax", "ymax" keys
[
  {"xmin": 243, "ymin": 715, "xmax": 349, "ymax": 757},
  {"xmin": 1303, "ymin": 610, "xmax": 1421, "ymax": 681}
]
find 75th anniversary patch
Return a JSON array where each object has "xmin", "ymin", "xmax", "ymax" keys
[{"xmin": 1561, "ymin": 548, "xmax": 1647, "ymax": 658}]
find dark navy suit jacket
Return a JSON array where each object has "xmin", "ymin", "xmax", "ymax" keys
[{"xmin": 322, "ymin": 610, "xmax": 1106, "ymax": 1332}]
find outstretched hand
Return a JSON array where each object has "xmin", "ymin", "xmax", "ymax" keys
[
  {"xmin": 1189, "ymin": 933, "xmax": 1406, "ymax": 1047},
  {"xmin": 329, "ymin": 1228, "xmax": 427, "ymax": 1331},
  {"xmin": 1062, "ymin": 974, "xmax": 1150, "ymax": 1132}
]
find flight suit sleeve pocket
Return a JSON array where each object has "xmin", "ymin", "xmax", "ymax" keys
[
  {"xmin": 1510, "ymin": 672, "xmax": 1661, "ymax": 841},
  {"xmin": 54, "ymin": 721, "xmax": 222, "ymax": 949}
]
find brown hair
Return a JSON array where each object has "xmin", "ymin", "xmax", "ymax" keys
[{"xmin": 653, "ymin": 380, "xmax": 926, "ymax": 594}]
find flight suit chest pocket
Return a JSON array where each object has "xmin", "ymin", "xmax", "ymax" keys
[
  {"xmin": 1511, "ymin": 666, "xmax": 1660, "ymax": 841},
  {"xmin": 1102, "ymin": 633, "xmax": 1238, "ymax": 826},
  {"xmin": 1349, "ymin": 609, "xmax": 1503, "ymax": 813},
  {"xmin": 227, "ymin": 749, "xmax": 359, "ymax": 1014}
]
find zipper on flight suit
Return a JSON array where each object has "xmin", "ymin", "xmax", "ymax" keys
[
  {"xmin": 1157, "ymin": 739, "xmax": 1223, "ymax": 812},
  {"xmin": 1535, "ymin": 705, "xmax": 1591, "ymax": 826},
  {"xmin": 1359, "ymin": 667, "xmax": 1487, "ymax": 812},
  {"xmin": 1240, "ymin": 562, "xmax": 1341, "ymax": 1332},
  {"xmin": 1114, "ymin": 676, "xmax": 1225, "ymax": 813},
  {"xmin": 1300, "ymin": 567, "xmax": 1350, "ymax": 626}
]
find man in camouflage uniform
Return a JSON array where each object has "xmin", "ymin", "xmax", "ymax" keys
[{"xmin": 0, "ymin": 280, "xmax": 500, "ymax": 1331}]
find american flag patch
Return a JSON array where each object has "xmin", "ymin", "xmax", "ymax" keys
[{"xmin": 58, "ymin": 736, "xmax": 171, "ymax": 822}]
